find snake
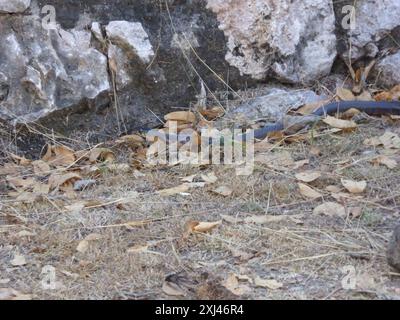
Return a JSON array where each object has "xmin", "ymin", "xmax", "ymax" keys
[
  {"xmin": 251, "ymin": 100, "xmax": 400, "ymax": 140},
  {"xmin": 148, "ymin": 100, "xmax": 400, "ymax": 143}
]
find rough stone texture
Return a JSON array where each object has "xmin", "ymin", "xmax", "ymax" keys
[
  {"xmin": 206, "ymin": 0, "xmax": 337, "ymax": 83},
  {"xmin": 1, "ymin": 0, "xmax": 400, "ymax": 141},
  {"xmin": 0, "ymin": 15, "xmax": 110, "ymax": 124},
  {"xmin": 387, "ymin": 224, "xmax": 400, "ymax": 272},
  {"xmin": 343, "ymin": 0, "xmax": 400, "ymax": 61},
  {"xmin": 232, "ymin": 87, "xmax": 325, "ymax": 121},
  {"xmin": 375, "ymin": 52, "xmax": 400, "ymax": 88},
  {"xmin": 105, "ymin": 21, "xmax": 154, "ymax": 64},
  {"xmin": 0, "ymin": 0, "xmax": 30, "ymax": 13}
]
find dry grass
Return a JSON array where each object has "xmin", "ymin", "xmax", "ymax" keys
[{"xmin": 1, "ymin": 120, "xmax": 400, "ymax": 300}]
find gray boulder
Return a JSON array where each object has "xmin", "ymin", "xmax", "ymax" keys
[
  {"xmin": 0, "ymin": 15, "xmax": 110, "ymax": 124},
  {"xmin": 0, "ymin": 0, "xmax": 30, "ymax": 13},
  {"xmin": 206, "ymin": 0, "xmax": 337, "ymax": 83}
]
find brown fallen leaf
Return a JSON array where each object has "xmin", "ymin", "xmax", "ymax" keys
[
  {"xmin": 371, "ymin": 155, "xmax": 397, "ymax": 169},
  {"xmin": 337, "ymin": 88, "xmax": 356, "ymax": 101},
  {"xmin": 222, "ymin": 273, "xmax": 250, "ymax": 296},
  {"xmin": 127, "ymin": 244, "xmax": 149, "ymax": 254},
  {"xmin": 116, "ymin": 134, "xmax": 144, "ymax": 145},
  {"xmin": 254, "ymin": 276, "xmax": 283, "ymax": 290},
  {"xmin": 10, "ymin": 153, "xmax": 31, "ymax": 166},
  {"xmin": 164, "ymin": 111, "xmax": 196, "ymax": 123},
  {"xmin": 322, "ymin": 116, "xmax": 357, "ymax": 130},
  {"xmin": 42, "ymin": 144, "xmax": 76, "ymax": 166},
  {"xmin": 32, "ymin": 160, "xmax": 51, "ymax": 176},
  {"xmin": 6, "ymin": 176, "xmax": 36, "ymax": 190},
  {"xmin": 193, "ymin": 221, "xmax": 221, "ymax": 233},
  {"xmin": 89, "ymin": 148, "xmax": 116, "ymax": 163},
  {"xmin": 341, "ymin": 179, "xmax": 367, "ymax": 194},
  {"xmin": 76, "ymin": 233, "xmax": 103, "ymax": 253},
  {"xmin": 49, "ymin": 172, "xmax": 82, "ymax": 190},
  {"xmin": 157, "ymin": 184, "xmax": 190, "ymax": 196},
  {"xmin": 295, "ymin": 171, "xmax": 321, "ymax": 183},
  {"xmin": 298, "ymin": 183, "xmax": 323, "ymax": 199},
  {"xmin": 313, "ymin": 202, "xmax": 346, "ymax": 218}
]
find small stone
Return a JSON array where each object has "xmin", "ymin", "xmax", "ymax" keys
[{"xmin": 387, "ymin": 224, "xmax": 400, "ymax": 272}]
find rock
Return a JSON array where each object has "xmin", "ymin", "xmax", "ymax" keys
[
  {"xmin": 375, "ymin": 52, "xmax": 400, "ymax": 88},
  {"xmin": 232, "ymin": 87, "xmax": 325, "ymax": 121},
  {"xmin": 105, "ymin": 21, "xmax": 154, "ymax": 64},
  {"xmin": 108, "ymin": 44, "xmax": 132, "ymax": 91},
  {"xmin": 0, "ymin": 0, "xmax": 30, "ymax": 13},
  {"xmin": 91, "ymin": 22, "xmax": 105, "ymax": 42},
  {"xmin": 387, "ymin": 224, "xmax": 400, "ymax": 272},
  {"xmin": 206, "ymin": 0, "xmax": 337, "ymax": 83},
  {"xmin": 0, "ymin": 15, "xmax": 110, "ymax": 124},
  {"xmin": 341, "ymin": 0, "xmax": 400, "ymax": 61}
]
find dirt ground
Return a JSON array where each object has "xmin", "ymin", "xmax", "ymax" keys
[{"xmin": 1, "ymin": 117, "xmax": 400, "ymax": 300}]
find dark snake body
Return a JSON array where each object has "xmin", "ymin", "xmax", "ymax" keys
[{"xmin": 252, "ymin": 100, "xmax": 400, "ymax": 140}]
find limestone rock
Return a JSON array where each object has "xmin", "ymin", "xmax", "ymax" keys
[
  {"xmin": 105, "ymin": 21, "xmax": 154, "ymax": 64},
  {"xmin": 232, "ymin": 87, "xmax": 325, "ymax": 121},
  {"xmin": 375, "ymin": 52, "xmax": 400, "ymax": 88},
  {"xmin": 0, "ymin": 0, "xmax": 30, "ymax": 13},
  {"xmin": 0, "ymin": 15, "xmax": 110, "ymax": 123},
  {"xmin": 206, "ymin": 0, "xmax": 337, "ymax": 83}
]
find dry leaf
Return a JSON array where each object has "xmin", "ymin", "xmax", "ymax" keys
[
  {"xmin": 76, "ymin": 240, "xmax": 89, "ymax": 253},
  {"xmin": 45, "ymin": 145, "xmax": 76, "ymax": 166},
  {"xmin": 337, "ymin": 88, "xmax": 356, "ymax": 101},
  {"xmin": 326, "ymin": 185, "xmax": 341, "ymax": 193},
  {"xmin": 293, "ymin": 159, "xmax": 310, "ymax": 170},
  {"xmin": 254, "ymin": 276, "xmax": 283, "ymax": 290},
  {"xmin": 371, "ymin": 156, "xmax": 397, "ymax": 169},
  {"xmin": 11, "ymin": 254, "xmax": 26, "ymax": 266},
  {"xmin": 222, "ymin": 274, "xmax": 250, "ymax": 296},
  {"xmin": 193, "ymin": 221, "xmax": 221, "ymax": 233},
  {"xmin": 296, "ymin": 100, "xmax": 330, "ymax": 115},
  {"xmin": 322, "ymin": 116, "xmax": 357, "ymax": 129},
  {"xmin": 10, "ymin": 153, "xmax": 31, "ymax": 166},
  {"xmin": 49, "ymin": 172, "xmax": 82, "ymax": 190},
  {"xmin": 127, "ymin": 244, "xmax": 149, "ymax": 254},
  {"xmin": 349, "ymin": 207, "xmax": 363, "ymax": 218},
  {"xmin": 313, "ymin": 202, "xmax": 346, "ymax": 218},
  {"xmin": 32, "ymin": 160, "xmax": 51, "ymax": 176},
  {"xmin": 298, "ymin": 183, "xmax": 323, "ymax": 199},
  {"xmin": 201, "ymin": 172, "xmax": 218, "ymax": 184},
  {"xmin": 379, "ymin": 132, "xmax": 400, "ymax": 149},
  {"xmin": 295, "ymin": 171, "xmax": 321, "ymax": 183},
  {"xmin": 164, "ymin": 111, "xmax": 196, "ymax": 123},
  {"xmin": 162, "ymin": 281, "xmax": 186, "ymax": 297},
  {"xmin": 89, "ymin": 148, "xmax": 116, "ymax": 163},
  {"xmin": 157, "ymin": 184, "xmax": 190, "ymax": 196},
  {"xmin": 116, "ymin": 134, "xmax": 144, "ymax": 145},
  {"xmin": 212, "ymin": 186, "xmax": 233, "ymax": 197},
  {"xmin": 341, "ymin": 179, "xmax": 367, "ymax": 194},
  {"xmin": 6, "ymin": 176, "xmax": 35, "ymax": 190}
]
